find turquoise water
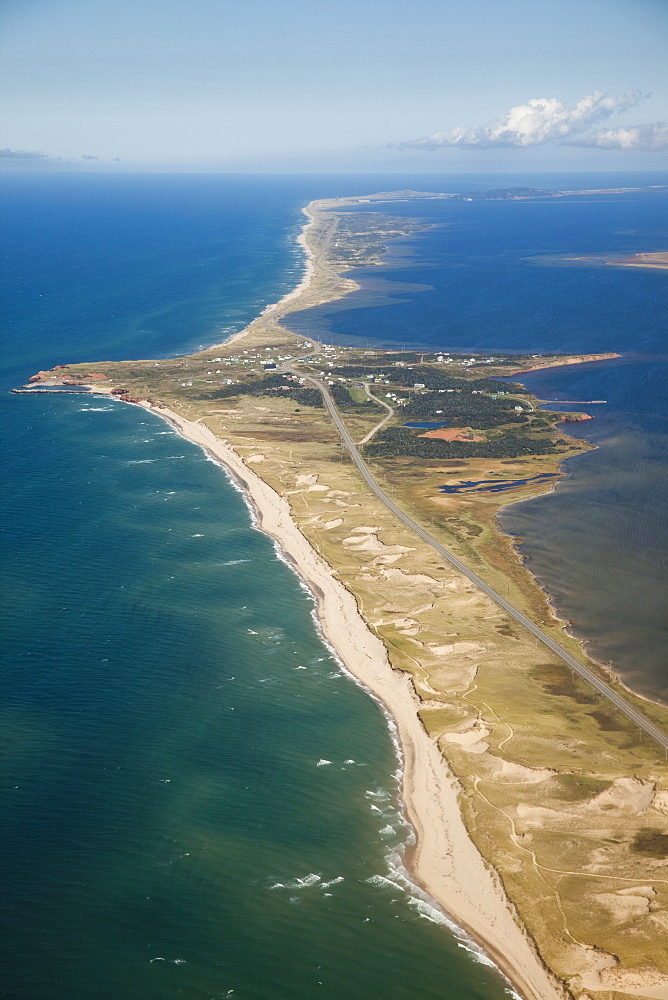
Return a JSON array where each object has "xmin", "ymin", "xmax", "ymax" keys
[{"xmin": 1, "ymin": 174, "xmax": 517, "ymax": 999}]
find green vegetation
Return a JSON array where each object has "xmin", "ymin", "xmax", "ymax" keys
[
  {"xmin": 323, "ymin": 211, "xmax": 431, "ymax": 269},
  {"xmin": 402, "ymin": 392, "xmax": 528, "ymax": 427},
  {"xmin": 632, "ymin": 829, "xmax": 668, "ymax": 858},
  {"xmin": 366, "ymin": 426, "xmax": 557, "ymax": 459}
]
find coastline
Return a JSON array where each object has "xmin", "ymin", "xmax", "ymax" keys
[
  {"xmin": 209, "ymin": 199, "xmax": 358, "ymax": 352},
  {"xmin": 15, "ymin": 201, "xmax": 566, "ymax": 992},
  {"xmin": 21, "ymin": 192, "xmax": 668, "ymax": 998},
  {"xmin": 136, "ymin": 400, "xmax": 566, "ymax": 1000},
  {"xmin": 495, "ymin": 375, "xmax": 668, "ymax": 712},
  {"xmin": 496, "ymin": 484, "xmax": 668, "ymax": 713},
  {"xmin": 208, "ymin": 204, "xmax": 317, "ymax": 351}
]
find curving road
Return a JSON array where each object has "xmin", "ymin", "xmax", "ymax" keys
[
  {"xmin": 358, "ymin": 383, "xmax": 395, "ymax": 445},
  {"xmin": 292, "ymin": 368, "xmax": 668, "ymax": 755}
]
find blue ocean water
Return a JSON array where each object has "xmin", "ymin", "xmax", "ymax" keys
[
  {"xmin": 284, "ymin": 178, "xmax": 668, "ymax": 702},
  {"xmin": 285, "ymin": 184, "xmax": 667, "ymax": 355},
  {"xmin": 2, "ymin": 174, "xmax": 521, "ymax": 1000}
]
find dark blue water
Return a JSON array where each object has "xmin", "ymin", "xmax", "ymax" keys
[
  {"xmin": 284, "ymin": 181, "xmax": 668, "ymax": 702},
  {"xmin": 439, "ymin": 473, "xmax": 559, "ymax": 495},
  {"xmin": 285, "ymin": 185, "xmax": 667, "ymax": 355},
  {"xmin": 2, "ymin": 173, "xmax": 524, "ymax": 1000},
  {"xmin": 404, "ymin": 421, "xmax": 448, "ymax": 428}
]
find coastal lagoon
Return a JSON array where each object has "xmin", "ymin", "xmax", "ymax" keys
[
  {"xmin": 284, "ymin": 178, "xmax": 668, "ymax": 703},
  {"xmin": 2, "ymin": 171, "xmax": 666, "ymax": 997}
]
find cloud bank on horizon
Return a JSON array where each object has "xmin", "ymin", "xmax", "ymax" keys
[
  {"xmin": 0, "ymin": 148, "xmax": 49, "ymax": 159},
  {"xmin": 396, "ymin": 90, "xmax": 668, "ymax": 152}
]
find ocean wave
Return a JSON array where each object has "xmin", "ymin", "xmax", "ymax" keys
[
  {"xmin": 321, "ymin": 876, "xmax": 344, "ymax": 888},
  {"xmin": 379, "ymin": 849, "xmax": 505, "ymax": 973},
  {"xmin": 270, "ymin": 873, "xmax": 322, "ymax": 890}
]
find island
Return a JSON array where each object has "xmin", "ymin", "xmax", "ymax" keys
[
  {"xmin": 608, "ymin": 252, "xmax": 668, "ymax": 271},
  {"xmin": 19, "ymin": 193, "xmax": 668, "ymax": 1000}
]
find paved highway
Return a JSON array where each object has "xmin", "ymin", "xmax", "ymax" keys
[{"xmin": 293, "ymin": 369, "xmax": 668, "ymax": 755}]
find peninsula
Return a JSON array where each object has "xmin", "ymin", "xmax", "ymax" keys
[{"xmin": 21, "ymin": 194, "xmax": 668, "ymax": 1000}]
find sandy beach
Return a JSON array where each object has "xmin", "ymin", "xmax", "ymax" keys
[
  {"xmin": 128, "ymin": 402, "xmax": 566, "ymax": 1000},
  {"xmin": 211, "ymin": 204, "xmax": 318, "ymax": 350}
]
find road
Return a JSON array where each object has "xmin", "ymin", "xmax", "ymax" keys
[
  {"xmin": 358, "ymin": 383, "xmax": 395, "ymax": 445},
  {"xmin": 292, "ymin": 369, "xmax": 668, "ymax": 755}
]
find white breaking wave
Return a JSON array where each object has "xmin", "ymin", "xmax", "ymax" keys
[
  {"xmin": 141, "ymin": 406, "xmax": 515, "ymax": 991},
  {"xmin": 321, "ymin": 876, "xmax": 344, "ymax": 888},
  {"xmin": 270, "ymin": 873, "xmax": 322, "ymax": 890},
  {"xmin": 368, "ymin": 849, "xmax": 512, "ymax": 978}
]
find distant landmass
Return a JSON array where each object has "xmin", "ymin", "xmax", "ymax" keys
[
  {"xmin": 452, "ymin": 184, "xmax": 667, "ymax": 202},
  {"xmin": 452, "ymin": 186, "xmax": 555, "ymax": 201}
]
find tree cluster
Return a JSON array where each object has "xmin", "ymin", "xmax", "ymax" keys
[
  {"xmin": 366, "ymin": 427, "xmax": 557, "ymax": 460},
  {"xmin": 404, "ymin": 392, "xmax": 528, "ymax": 428}
]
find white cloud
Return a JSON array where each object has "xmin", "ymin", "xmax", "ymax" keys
[
  {"xmin": 396, "ymin": 90, "xmax": 667, "ymax": 152},
  {"xmin": 574, "ymin": 121, "xmax": 668, "ymax": 151}
]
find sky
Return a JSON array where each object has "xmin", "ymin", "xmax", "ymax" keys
[{"xmin": 1, "ymin": 0, "xmax": 667, "ymax": 172}]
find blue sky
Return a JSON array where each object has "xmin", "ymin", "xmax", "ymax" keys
[{"xmin": 1, "ymin": 0, "xmax": 667, "ymax": 171}]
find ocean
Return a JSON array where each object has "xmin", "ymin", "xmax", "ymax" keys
[{"xmin": 1, "ymin": 170, "xmax": 666, "ymax": 998}]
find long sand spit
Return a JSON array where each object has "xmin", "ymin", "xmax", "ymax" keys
[{"xmin": 136, "ymin": 401, "xmax": 566, "ymax": 1000}]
